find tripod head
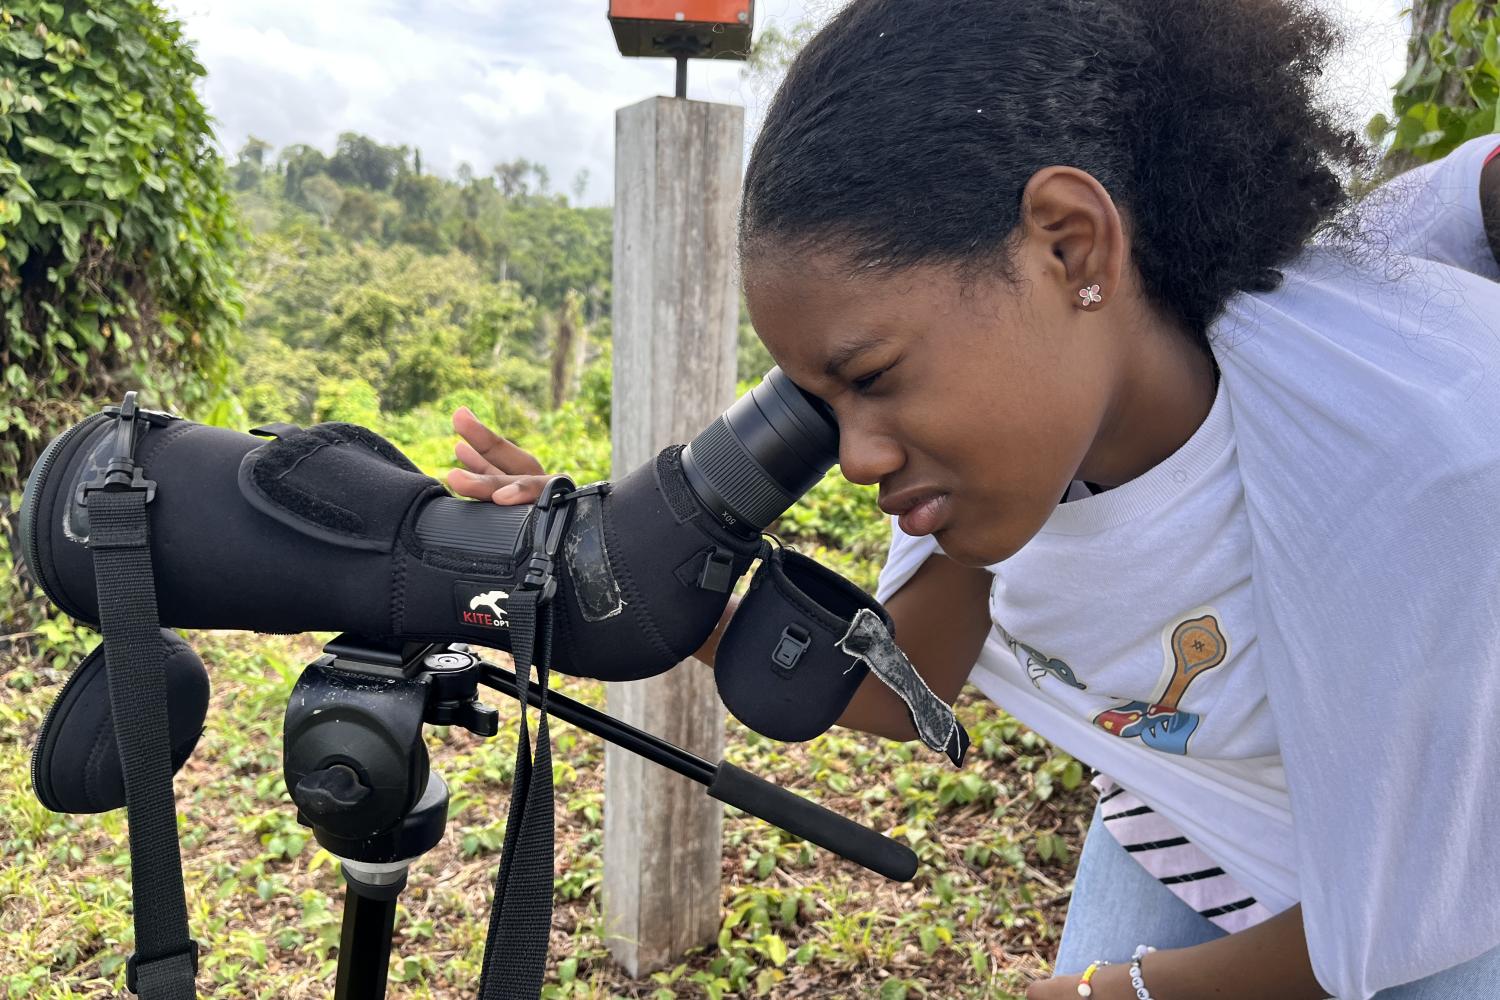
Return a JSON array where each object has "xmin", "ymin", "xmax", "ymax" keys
[{"xmin": 284, "ymin": 635, "xmax": 494, "ymax": 862}]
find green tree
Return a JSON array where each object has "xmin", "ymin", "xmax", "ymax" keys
[
  {"xmin": 0, "ymin": 0, "xmax": 242, "ymax": 496},
  {"xmin": 1373, "ymin": 0, "xmax": 1500, "ymax": 172},
  {"xmin": 302, "ymin": 174, "xmax": 344, "ymax": 226},
  {"xmin": 333, "ymin": 187, "xmax": 386, "ymax": 241},
  {"xmin": 326, "ymin": 131, "xmax": 409, "ymax": 191},
  {"xmin": 390, "ymin": 172, "xmax": 451, "ymax": 251},
  {"xmin": 232, "ymin": 135, "xmax": 273, "ymax": 191},
  {"xmin": 279, "ymin": 142, "xmax": 328, "ymax": 204},
  {"xmin": 742, "ymin": 20, "xmax": 815, "ymax": 96}
]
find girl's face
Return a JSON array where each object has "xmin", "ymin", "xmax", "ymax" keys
[
  {"xmin": 742, "ymin": 168, "xmax": 1215, "ymax": 568},
  {"xmin": 745, "ymin": 252, "xmax": 1120, "ymax": 567}
]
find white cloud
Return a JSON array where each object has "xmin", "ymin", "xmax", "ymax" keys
[{"xmin": 166, "ymin": 0, "xmax": 1411, "ymax": 205}]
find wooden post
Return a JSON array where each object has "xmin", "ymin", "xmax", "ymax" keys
[{"xmin": 604, "ymin": 96, "xmax": 744, "ymax": 976}]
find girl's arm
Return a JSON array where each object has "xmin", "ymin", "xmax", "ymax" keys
[
  {"xmin": 1482, "ymin": 150, "xmax": 1499, "ymax": 267},
  {"xmin": 1029, "ymin": 903, "xmax": 1328, "ymax": 1000}
]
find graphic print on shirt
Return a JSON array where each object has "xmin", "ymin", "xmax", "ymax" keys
[
  {"xmin": 995, "ymin": 623, "xmax": 1087, "ymax": 690},
  {"xmin": 1092, "ymin": 609, "xmax": 1228, "ymax": 755}
]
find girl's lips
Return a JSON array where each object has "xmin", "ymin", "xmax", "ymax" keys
[{"xmin": 897, "ymin": 494, "xmax": 951, "ymax": 536}]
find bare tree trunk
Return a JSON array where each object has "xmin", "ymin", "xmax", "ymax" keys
[{"xmin": 549, "ymin": 299, "xmax": 576, "ymax": 410}]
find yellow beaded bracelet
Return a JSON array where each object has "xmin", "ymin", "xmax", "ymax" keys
[{"xmin": 1077, "ymin": 960, "xmax": 1110, "ymax": 997}]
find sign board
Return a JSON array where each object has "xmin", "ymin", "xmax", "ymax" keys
[{"xmin": 608, "ymin": 0, "xmax": 754, "ymax": 59}]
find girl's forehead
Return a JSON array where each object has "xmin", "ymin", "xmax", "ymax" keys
[{"xmin": 746, "ymin": 265, "xmax": 890, "ymax": 348}]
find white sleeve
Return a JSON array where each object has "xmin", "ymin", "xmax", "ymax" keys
[
  {"xmin": 1347, "ymin": 134, "xmax": 1500, "ymax": 279},
  {"xmin": 873, "ymin": 517, "xmax": 942, "ymax": 603}
]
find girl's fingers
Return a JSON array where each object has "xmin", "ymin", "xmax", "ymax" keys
[
  {"xmin": 488, "ymin": 475, "xmax": 550, "ymax": 505},
  {"xmin": 454, "ymin": 438, "xmax": 496, "ymax": 475},
  {"xmin": 445, "ymin": 469, "xmax": 550, "ymax": 505},
  {"xmin": 452, "ymin": 407, "xmax": 545, "ymax": 476},
  {"xmin": 446, "ymin": 468, "xmax": 500, "ymax": 501}
]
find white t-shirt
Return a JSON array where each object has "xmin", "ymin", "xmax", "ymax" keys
[{"xmin": 875, "ymin": 135, "xmax": 1500, "ymax": 999}]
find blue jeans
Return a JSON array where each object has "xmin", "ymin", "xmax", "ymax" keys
[{"xmin": 1055, "ymin": 804, "xmax": 1500, "ymax": 998}]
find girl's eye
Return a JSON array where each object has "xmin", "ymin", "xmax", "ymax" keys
[{"xmin": 852, "ymin": 366, "xmax": 890, "ymax": 395}]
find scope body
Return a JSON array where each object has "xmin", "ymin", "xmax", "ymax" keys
[{"xmin": 20, "ymin": 370, "xmax": 838, "ymax": 683}]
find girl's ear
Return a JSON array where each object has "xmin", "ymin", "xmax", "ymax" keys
[{"xmin": 1018, "ymin": 166, "xmax": 1127, "ymax": 309}]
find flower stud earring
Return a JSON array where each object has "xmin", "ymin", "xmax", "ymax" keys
[{"xmin": 1078, "ymin": 283, "xmax": 1103, "ymax": 307}]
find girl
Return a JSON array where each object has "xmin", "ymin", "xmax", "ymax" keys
[{"xmin": 450, "ymin": 1, "xmax": 1500, "ymax": 996}]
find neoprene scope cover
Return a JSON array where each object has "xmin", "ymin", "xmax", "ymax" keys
[
  {"xmin": 18, "ymin": 371, "xmax": 839, "ymax": 687},
  {"xmin": 715, "ymin": 546, "xmax": 894, "ymax": 742}
]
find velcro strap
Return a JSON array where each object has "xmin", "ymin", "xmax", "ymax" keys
[
  {"xmin": 238, "ymin": 422, "xmax": 443, "ymax": 553},
  {"xmin": 128, "ymin": 942, "xmax": 199, "ymax": 996}
]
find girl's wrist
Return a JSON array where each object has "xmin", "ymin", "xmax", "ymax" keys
[
  {"xmin": 1093, "ymin": 962, "xmax": 1137, "ymax": 1000},
  {"xmin": 1090, "ymin": 946, "xmax": 1158, "ymax": 1000}
]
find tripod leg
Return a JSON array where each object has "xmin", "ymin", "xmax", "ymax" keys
[{"xmin": 334, "ymin": 861, "xmax": 409, "ymax": 1000}]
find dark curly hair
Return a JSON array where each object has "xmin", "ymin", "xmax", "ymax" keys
[{"xmin": 739, "ymin": 0, "xmax": 1375, "ymax": 344}]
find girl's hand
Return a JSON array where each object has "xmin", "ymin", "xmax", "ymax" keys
[{"xmin": 447, "ymin": 406, "xmax": 550, "ymax": 506}]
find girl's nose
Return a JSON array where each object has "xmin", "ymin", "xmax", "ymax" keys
[{"xmin": 837, "ymin": 425, "xmax": 904, "ymax": 487}]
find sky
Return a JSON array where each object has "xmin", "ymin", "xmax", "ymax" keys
[{"xmin": 163, "ymin": 0, "xmax": 1413, "ymax": 206}]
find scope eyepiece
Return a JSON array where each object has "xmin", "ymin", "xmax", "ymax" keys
[{"xmin": 680, "ymin": 367, "xmax": 839, "ymax": 533}]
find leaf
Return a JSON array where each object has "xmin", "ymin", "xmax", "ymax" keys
[
  {"xmin": 723, "ymin": 901, "xmax": 755, "ymax": 931},
  {"xmin": 1448, "ymin": 1, "xmax": 1478, "ymax": 43},
  {"xmin": 762, "ymin": 933, "xmax": 788, "ymax": 967},
  {"xmin": 1061, "ymin": 758, "xmax": 1084, "ymax": 790},
  {"xmin": 20, "ymin": 134, "xmax": 67, "ymax": 158},
  {"xmin": 2, "ymin": 32, "xmax": 44, "ymax": 59},
  {"xmin": 778, "ymin": 895, "xmax": 797, "ymax": 926}
]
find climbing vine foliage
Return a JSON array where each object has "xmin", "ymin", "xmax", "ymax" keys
[
  {"xmin": 0, "ymin": 0, "xmax": 241, "ymax": 495},
  {"xmin": 1371, "ymin": 0, "xmax": 1500, "ymax": 163}
]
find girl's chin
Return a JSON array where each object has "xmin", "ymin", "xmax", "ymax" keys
[{"xmin": 938, "ymin": 525, "xmax": 1025, "ymax": 569}]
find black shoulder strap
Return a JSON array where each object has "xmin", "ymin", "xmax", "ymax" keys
[
  {"xmin": 479, "ymin": 477, "xmax": 583, "ymax": 999},
  {"xmin": 477, "ymin": 588, "xmax": 556, "ymax": 999},
  {"xmin": 84, "ymin": 397, "xmax": 198, "ymax": 999}
]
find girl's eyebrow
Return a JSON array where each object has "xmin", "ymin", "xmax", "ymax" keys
[{"xmin": 824, "ymin": 335, "xmax": 891, "ymax": 378}]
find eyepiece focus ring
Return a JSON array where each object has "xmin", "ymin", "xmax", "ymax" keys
[{"xmin": 682, "ymin": 417, "xmax": 798, "ymax": 531}]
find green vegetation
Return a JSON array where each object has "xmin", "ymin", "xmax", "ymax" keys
[
  {"xmin": 0, "ymin": 0, "xmax": 242, "ymax": 497},
  {"xmin": 1371, "ymin": 0, "xmax": 1500, "ymax": 165}
]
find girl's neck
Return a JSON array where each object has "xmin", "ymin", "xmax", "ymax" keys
[{"xmin": 1078, "ymin": 307, "xmax": 1218, "ymax": 489}]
